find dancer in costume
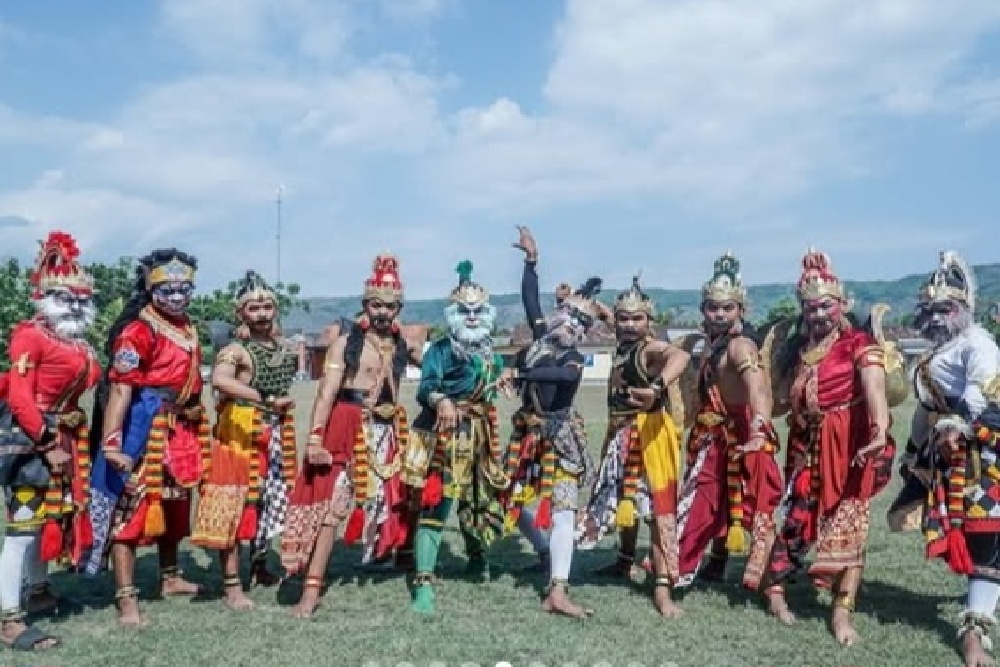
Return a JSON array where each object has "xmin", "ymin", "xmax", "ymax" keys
[
  {"xmin": 281, "ymin": 254, "xmax": 425, "ymax": 619},
  {"xmin": 889, "ymin": 252, "xmax": 1000, "ymax": 667},
  {"xmin": 405, "ymin": 260, "xmax": 508, "ymax": 614},
  {"xmin": 576, "ymin": 275, "xmax": 692, "ymax": 618},
  {"xmin": 761, "ymin": 249, "xmax": 894, "ymax": 646},
  {"xmin": 192, "ymin": 270, "xmax": 298, "ymax": 610},
  {"xmin": 504, "ymin": 226, "xmax": 607, "ymax": 618},
  {"xmin": 88, "ymin": 249, "xmax": 209, "ymax": 627},
  {"xmin": 676, "ymin": 251, "xmax": 783, "ymax": 590},
  {"xmin": 0, "ymin": 232, "xmax": 100, "ymax": 651}
]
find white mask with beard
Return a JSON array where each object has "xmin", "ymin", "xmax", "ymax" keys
[
  {"xmin": 915, "ymin": 299, "xmax": 973, "ymax": 346},
  {"xmin": 37, "ymin": 289, "xmax": 95, "ymax": 340},
  {"xmin": 445, "ymin": 301, "xmax": 496, "ymax": 355}
]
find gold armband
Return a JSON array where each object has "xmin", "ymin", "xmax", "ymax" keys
[
  {"xmin": 856, "ymin": 344, "xmax": 886, "ymax": 369},
  {"xmin": 215, "ymin": 349, "xmax": 241, "ymax": 367},
  {"xmin": 735, "ymin": 355, "xmax": 762, "ymax": 375},
  {"xmin": 326, "ymin": 362, "xmax": 344, "ymax": 370}
]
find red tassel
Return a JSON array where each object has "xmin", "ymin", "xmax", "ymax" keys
[
  {"xmin": 534, "ymin": 497, "xmax": 553, "ymax": 530},
  {"xmin": 422, "ymin": 473, "xmax": 443, "ymax": 509},
  {"xmin": 40, "ymin": 520, "xmax": 63, "ymax": 562},
  {"xmin": 237, "ymin": 505, "xmax": 258, "ymax": 542},
  {"xmin": 75, "ymin": 510, "xmax": 94, "ymax": 550},
  {"xmin": 343, "ymin": 507, "xmax": 365, "ymax": 544},
  {"xmin": 947, "ymin": 528, "xmax": 975, "ymax": 575}
]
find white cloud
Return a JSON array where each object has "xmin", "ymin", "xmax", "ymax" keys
[
  {"xmin": 432, "ymin": 0, "xmax": 1000, "ymax": 215},
  {"xmin": 1, "ymin": 0, "xmax": 999, "ymax": 299}
]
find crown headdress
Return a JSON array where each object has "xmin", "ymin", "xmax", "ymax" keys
[
  {"xmin": 559, "ymin": 277, "xmax": 603, "ymax": 325},
  {"xmin": 614, "ymin": 272, "xmax": 655, "ymax": 316},
  {"xmin": 235, "ymin": 269, "xmax": 277, "ymax": 307},
  {"xmin": 146, "ymin": 254, "xmax": 196, "ymax": 289},
  {"xmin": 796, "ymin": 248, "xmax": 844, "ymax": 301},
  {"xmin": 449, "ymin": 260, "xmax": 489, "ymax": 307},
  {"xmin": 364, "ymin": 253, "xmax": 404, "ymax": 303},
  {"xmin": 702, "ymin": 250, "xmax": 746, "ymax": 305},
  {"xmin": 919, "ymin": 250, "xmax": 975, "ymax": 311},
  {"xmin": 30, "ymin": 231, "xmax": 94, "ymax": 299}
]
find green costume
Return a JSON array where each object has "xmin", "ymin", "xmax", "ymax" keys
[{"xmin": 403, "ymin": 261, "xmax": 506, "ymax": 613}]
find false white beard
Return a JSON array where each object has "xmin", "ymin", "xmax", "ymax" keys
[{"xmin": 36, "ymin": 295, "xmax": 95, "ymax": 340}]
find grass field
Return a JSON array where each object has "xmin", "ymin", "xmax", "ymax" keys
[{"xmin": 1, "ymin": 383, "xmax": 971, "ymax": 667}]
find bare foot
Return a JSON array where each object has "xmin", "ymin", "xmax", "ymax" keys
[
  {"xmin": 831, "ymin": 607, "xmax": 860, "ymax": 646},
  {"xmin": 25, "ymin": 585, "xmax": 60, "ymax": 614},
  {"xmin": 116, "ymin": 595, "xmax": 149, "ymax": 629},
  {"xmin": 653, "ymin": 586, "xmax": 684, "ymax": 619},
  {"xmin": 161, "ymin": 574, "xmax": 202, "ymax": 597},
  {"xmin": 1, "ymin": 620, "xmax": 60, "ymax": 650},
  {"xmin": 289, "ymin": 588, "xmax": 322, "ymax": 619},
  {"xmin": 766, "ymin": 591, "xmax": 797, "ymax": 625},
  {"xmin": 542, "ymin": 585, "xmax": 593, "ymax": 619},
  {"xmin": 223, "ymin": 587, "xmax": 255, "ymax": 612},
  {"xmin": 963, "ymin": 631, "xmax": 996, "ymax": 667}
]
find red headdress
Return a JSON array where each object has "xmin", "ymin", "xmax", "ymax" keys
[
  {"xmin": 795, "ymin": 247, "xmax": 844, "ymax": 302},
  {"xmin": 363, "ymin": 253, "xmax": 404, "ymax": 303},
  {"xmin": 29, "ymin": 230, "xmax": 93, "ymax": 299},
  {"xmin": 359, "ymin": 253, "xmax": 403, "ymax": 331}
]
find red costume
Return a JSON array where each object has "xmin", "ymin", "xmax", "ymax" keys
[
  {"xmin": 766, "ymin": 251, "xmax": 895, "ymax": 585},
  {"xmin": 103, "ymin": 307, "xmax": 209, "ymax": 546}
]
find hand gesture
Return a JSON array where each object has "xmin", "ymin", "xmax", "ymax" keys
[
  {"xmin": 735, "ymin": 434, "xmax": 767, "ymax": 458},
  {"xmin": 434, "ymin": 398, "xmax": 459, "ymax": 432},
  {"xmin": 273, "ymin": 396, "xmax": 296, "ymax": 412},
  {"xmin": 44, "ymin": 448, "xmax": 72, "ymax": 475},
  {"xmin": 626, "ymin": 387, "xmax": 657, "ymax": 411},
  {"xmin": 852, "ymin": 432, "xmax": 887, "ymax": 467},
  {"xmin": 104, "ymin": 450, "xmax": 135, "ymax": 474},
  {"xmin": 306, "ymin": 443, "xmax": 333, "ymax": 467},
  {"xmin": 512, "ymin": 225, "xmax": 538, "ymax": 262}
]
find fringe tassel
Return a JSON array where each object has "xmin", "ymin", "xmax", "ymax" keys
[
  {"xmin": 422, "ymin": 472, "xmax": 443, "ymax": 509},
  {"xmin": 144, "ymin": 413, "xmax": 169, "ymax": 539},
  {"xmin": 618, "ymin": 421, "xmax": 641, "ymax": 528},
  {"xmin": 343, "ymin": 507, "xmax": 365, "ymax": 544},
  {"xmin": 280, "ymin": 413, "xmax": 297, "ymax": 484},
  {"xmin": 725, "ymin": 424, "xmax": 747, "ymax": 554},
  {"xmin": 534, "ymin": 497, "xmax": 553, "ymax": 530},
  {"xmin": 352, "ymin": 422, "xmax": 370, "ymax": 508},
  {"xmin": 40, "ymin": 520, "xmax": 63, "ymax": 562},
  {"xmin": 197, "ymin": 411, "xmax": 213, "ymax": 483},
  {"xmin": 237, "ymin": 505, "xmax": 258, "ymax": 542},
  {"xmin": 535, "ymin": 447, "xmax": 557, "ymax": 529}
]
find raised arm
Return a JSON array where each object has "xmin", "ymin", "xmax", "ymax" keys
[{"xmin": 513, "ymin": 225, "xmax": 546, "ymax": 340}]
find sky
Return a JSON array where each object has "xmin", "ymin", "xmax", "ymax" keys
[{"xmin": 1, "ymin": 0, "xmax": 999, "ymax": 299}]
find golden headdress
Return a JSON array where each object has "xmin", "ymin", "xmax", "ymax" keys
[
  {"xmin": 450, "ymin": 260, "xmax": 489, "ymax": 308},
  {"xmin": 796, "ymin": 247, "xmax": 844, "ymax": 301},
  {"xmin": 919, "ymin": 250, "xmax": 975, "ymax": 311},
  {"xmin": 363, "ymin": 253, "xmax": 404, "ymax": 304},
  {"xmin": 614, "ymin": 272, "xmax": 655, "ymax": 316},
  {"xmin": 702, "ymin": 250, "xmax": 747, "ymax": 305},
  {"xmin": 559, "ymin": 277, "xmax": 603, "ymax": 325},
  {"xmin": 235, "ymin": 269, "xmax": 277, "ymax": 308},
  {"xmin": 30, "ymin": 230, "xmax": 94, "ymax": 298},
  {"xmin": 146, "ymin": 254, "xmax": 196, "ymax": 288}
]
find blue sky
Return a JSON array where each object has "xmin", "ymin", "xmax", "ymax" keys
[{"xmin": 1, "ymin": 0, "xmax": 999, "ymax": 299}]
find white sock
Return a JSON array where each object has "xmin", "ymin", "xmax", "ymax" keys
[
  {"xmin": 967, "ymin": 577, "xmax": 1000, "ymax": 617},
  {"xmin": 0, "ymin": 534, "xmax": 35, "ymax": 613},
  {"xmin": 550, "ymin": 510, "xmax": 575, "ymax": 581},
  {"xmin": 517, "ymin": 505, "xmax": 550, "ymax": 555}
]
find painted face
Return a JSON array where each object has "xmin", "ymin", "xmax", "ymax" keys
[
  {"xmin": 445, "ymin": 300, "xmax": 496, "ymax": 345},
  {"xmin": 701, "ymin": 299, "xmax": 740, "ymax": 335},
  {"xmin": 363, "ymin": 298, "xmax": 401, "ymax": 333},
  {"xmin": 915, "ymin": 299, "xmax": 971, "ymax": 345},
  {"xmin": 615, "ymin": 310, "xmax": 650, "ymax": 343},
  {"xmin": 151, "ymin": 280, "xmax": 194, "ymax": 317},
  {"xmin": 37, "ymin": 288, "xmax": 95, "ymax": 339},
  {"xmin": 241, "ymin": 298, "xmax": 277, "ymax": 333},
  {"xmin": 801, "ymin": 296, "xmax": 842, "ymax": 338}
]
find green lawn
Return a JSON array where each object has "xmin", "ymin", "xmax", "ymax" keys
[{"xmin": 1, "ymin": 384, "xmax": 969, "ymax": 667}]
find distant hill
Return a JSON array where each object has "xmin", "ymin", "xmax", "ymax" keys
[{"xmin": 282, "ymin": 263, "xmax": 1000, "ymax": 334}]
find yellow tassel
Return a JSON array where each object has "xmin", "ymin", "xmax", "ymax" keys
[
  {"xmin": 725, "ymin": 523, "xmax": 748, "ymax": 555},
  {"xmin": 616, "ymin": 498, "xmax": 637, "ymax": 528},
  {"xmin": 145, "ymin": 501, "xmax": 166, "ymax": 538},
  {"xmin": 504, "ymin": 512, "xmax": 517, "ymax": 534}
]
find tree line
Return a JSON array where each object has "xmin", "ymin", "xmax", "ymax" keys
[{"xmin": 0, "ymin": 256, "xmax": 306, "ymax": 371}]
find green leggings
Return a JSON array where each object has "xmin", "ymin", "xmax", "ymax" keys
[{"xmin": 414, "ymin": 496, "xmax": 484, "ymax": 576}]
